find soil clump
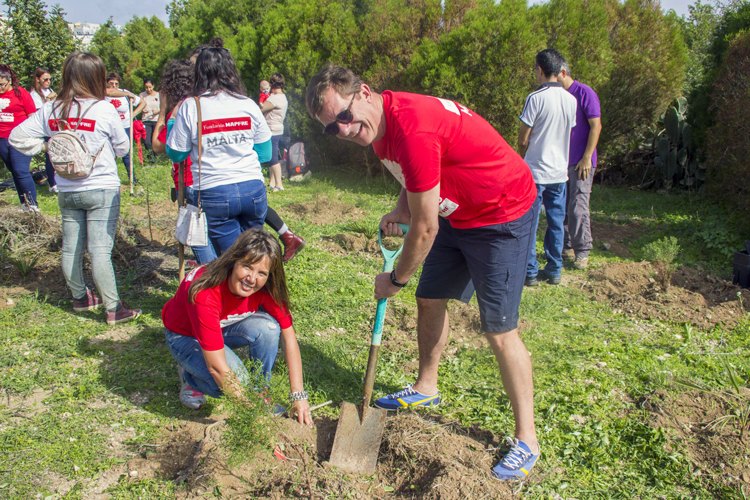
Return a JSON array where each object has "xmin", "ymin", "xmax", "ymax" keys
[{"xmin": 584, "ymin": 261, "xmax": 749, "ymax": 329}]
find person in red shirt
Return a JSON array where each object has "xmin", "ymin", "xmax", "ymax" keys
[
  {"xmin": 258, "ymin": 80, "xmax": 271, "ymax": 104},
  {"xmin": 306, "ymin": 65, "xmax": 540, "ymax": 480},
  {"xmin": 0, "ymin": 64, "xmax": 39, "ymax": 211},
  {"xmin": 162, "ymin": 228, "xmax": 312, "ymax": 425}
]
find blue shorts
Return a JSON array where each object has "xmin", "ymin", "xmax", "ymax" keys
[{"xmin": 416, "ymin": 206, "xmax": 535, "ymax": 333}]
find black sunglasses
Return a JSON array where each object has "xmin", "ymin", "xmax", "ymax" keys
[
  {"xmin": 324, "ymin": 93, "xmax": 357, "ymax": 135},
  {"xmin": 42, "ymin": 77, "xmax": 51, "ymax": 82}
]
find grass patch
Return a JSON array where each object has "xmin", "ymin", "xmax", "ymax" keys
[{"xmin": 0, "ymin": 162, "xmax": 748, "ymax": 496}]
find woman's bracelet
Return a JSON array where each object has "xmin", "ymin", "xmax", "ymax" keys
[{"xmin": 289, "ymin": 390, "xmax": 309, "ymax": 402}]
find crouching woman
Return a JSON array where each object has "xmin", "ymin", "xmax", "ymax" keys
[{"xmin": 161, "ymin": 228, "xmax": 312, "ymax": 425}]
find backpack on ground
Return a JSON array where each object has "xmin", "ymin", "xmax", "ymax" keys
[
  {"xmin": 286, "ymin": 141, "xmax": 310, "ymax": 179},
  {"xmin": 47, "ymin": 101, "xmax": 104, "ymax": 180}
]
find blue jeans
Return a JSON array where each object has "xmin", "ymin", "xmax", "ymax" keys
[
  {"xmin": 186, "ymin": 187, "xmax": 218, "ymax": 264},
  {"xmin": 0, "ymin": 137, "xmax": 37, "ymax": 206},
  {"xmin": 43, "ymin": 139, "xmax": 56, "ymax": 188},
  {"xmin": 527, "ymin": 182, "xmax": 567, "ymax": 279},
  {"xmin": 164, "ymin": 312, "xmax": 281, "ymax": 397},
  {"xmin": 197, "ymin": 180, "xmax": 267, "ymax": 255},
  {"xmin": 59, "ymin": 189, "xmax": 121, "ymax": 310}
]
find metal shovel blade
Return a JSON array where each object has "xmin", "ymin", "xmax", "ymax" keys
[{"xmin": 328, "ymin": 402, "xmax": 387, "ymax": 474}]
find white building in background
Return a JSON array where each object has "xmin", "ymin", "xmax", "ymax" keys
[{"xmin": 68, "ymin": 22, "xmax": 101, "ymax": 48}]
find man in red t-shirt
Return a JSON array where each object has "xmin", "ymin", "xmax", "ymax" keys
[{"xmin": 306, "ymin": 65, "xmax": 540, "ymax": 480}]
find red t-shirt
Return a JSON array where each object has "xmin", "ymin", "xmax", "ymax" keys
[
  {"xmin": 161, "ymin": 266, "xmax": 293, "ymax": 351},
  {"xmin": 372, "ymin": 91, "xmax": 536, "ymax": 229},
  {"xmin": 0, "ymin": 87, "xmax": 36, "ymax": 138},
  {"xmin": 158, "ymin": 111, "xmax": 194, "ymax": 188}
]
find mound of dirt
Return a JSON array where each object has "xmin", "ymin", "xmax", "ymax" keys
[
  {"xmin": 584, "ymin": 261, "xmax": 750, "ymax": 329},
  {"xmin": 284, "ymin": 194, "xmax": 365, "ymax": 225},
  {"xmin": 642, "ymin": 389, "xmax": 750, "ymax": 493},
  {"xmin": 131, "ymin": 412, "xmax": 516, "ymax": 498}
]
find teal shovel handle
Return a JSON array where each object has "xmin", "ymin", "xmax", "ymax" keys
[{"xmin": 372, "ymin": 223, "xmax": 409, "ymax": 346}]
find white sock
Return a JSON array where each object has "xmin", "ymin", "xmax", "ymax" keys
[{"xmin": 277, "ymin": 224, "xmax": 289, "ymax": 236}]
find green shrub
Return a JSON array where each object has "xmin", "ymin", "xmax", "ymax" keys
[
  {"xmin": 704, "ymin": 30, "xmax": 750, "ymax": 230},
  {"xmin": 642, "ymin": 236, "xmax": 681, "ymax": 290}
]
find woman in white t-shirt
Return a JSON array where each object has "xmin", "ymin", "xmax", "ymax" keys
[
  {"xmin": 29, "ymin": 67, "xmax": 58, "ymax": 193},
  {"xmin": 10, "ymin": 52, "xmax": 141, "ymax": 325},
  {"xmin": 105, "ymin": 72, "xmax": 144, "ymax": 184},
  {"xmin": 261, "ymin": 73, "xmax": 288, "ymax": 192},
  {"xmin": 167, "ymin": 47, "xmax": 273, "ymax": 255},
  {"xmin": 138, "ymin": 78, "xmax": 160, "ymax": 159}
]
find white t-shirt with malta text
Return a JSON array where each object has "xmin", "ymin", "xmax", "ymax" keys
[
  {"xmin": 167, "ymin": 92, "xmax": 272, "ymax": 190},
  {"xmin": 105, "ymin": 90, "xmax": 141, "ymax": 128},
  {"xmin": 11, "ymin": 98, "xmax": 130, "ymax": 192},
  {"xmin": 519, "ymin": 82, "xmax": 577, "ymax": 184}
]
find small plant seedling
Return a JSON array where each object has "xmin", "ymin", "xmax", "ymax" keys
[{"xmin": 642, "ymin": 236, "xmax": 681, "ymax": 291}]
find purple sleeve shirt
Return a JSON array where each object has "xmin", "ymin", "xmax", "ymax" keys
[{"xmin": 567, "ymin": 80, "xmax": 601, "ymax": 168}]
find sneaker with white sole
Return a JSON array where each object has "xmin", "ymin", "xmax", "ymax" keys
[
  {"xmin": 374, "ymin": 384, "xmax": 441, "ymax": 410},
  {"xmin": 177, "ymin": 367, "xmax": 206, "ymax": 410},
  {"xmin": 492, "ymin": 437, "xmax": 539, "ymax": 480},
  {"xmin": 72, "ymin": 287, "xmax": 102, "ymax": 312}
]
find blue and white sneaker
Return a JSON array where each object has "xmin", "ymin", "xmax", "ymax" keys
[
  {"xmin": 491, "ymin": 437, "xmax": 539, "ymax": 480},
  {"xmin": 374, "ymin": 384, "xmax": 441, "ymax": 410}
]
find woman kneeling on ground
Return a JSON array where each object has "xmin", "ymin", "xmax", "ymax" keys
[{"xmin": 161, "ymin": 228, "xmax": 313, "ymax": 425}]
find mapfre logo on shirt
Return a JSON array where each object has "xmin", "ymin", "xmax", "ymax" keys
[
  {"xmin": 48, "ymin": 118, "xmax": 96, "ymax": 133},
  {"xmin": 201, "ymin": 117, "xmax": 252, "ymax": 135}
]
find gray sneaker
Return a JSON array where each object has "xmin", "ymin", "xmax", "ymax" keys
[
  {"xmin": 177, "ymin": 367, "xmax": 206, "ymax": 410},
  {"xmin": 574, "ymin": 256, "xmax": 589, "ymax": 270}
]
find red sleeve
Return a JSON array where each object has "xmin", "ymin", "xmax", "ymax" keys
[
  {"xmin": 259, "ymin": 292, "xmax": 293, "ymax": 329},
  {"xmin": 20, "ymin": 88, "xmax": 36, "ymax": 116},
  {"xmin": 189, "ymin": 287, "xmax": 226, "ymax": 351},
  {"xmin": 395, "ymin": 132, "xmax": 441, "ymax": 193}
]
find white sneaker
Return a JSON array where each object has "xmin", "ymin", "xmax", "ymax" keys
[
  {"xmin": 49, "ymin": 185, "xmax": 58, "ymax": 194},
  {"xmin": 21, "ymin": 204, "xmax": 41, "ymax": 213},
  {"xmin": 177, "ymin": 367, "xmax": 206, "ymax": 410}
]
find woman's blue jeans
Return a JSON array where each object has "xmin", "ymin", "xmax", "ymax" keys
[
  {"xmin": 59, "ymin": 189, "xmax": 121, "ymax": 310},
  {"xmin": 164, "ymin": 312, "xmax": 281, "ymax": 397},
  {"xmin": 196, "ymin": 179, "xmax": 267, "ymax": 256},
  {"xmin": 0, "ymin": 137, "xmax": 37, "ymax": 206}
]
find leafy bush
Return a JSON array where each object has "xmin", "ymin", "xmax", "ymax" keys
[
  {"xmin": 642, "ymin": 236, "xmax": 681, "ymax": 290},
  {"xmin": 704, "ymin": 31, "xmax": 750, "ymax": 228}
]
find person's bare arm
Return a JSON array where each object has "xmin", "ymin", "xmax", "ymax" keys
[
  {"xmin": 518, "ymin": 123, "xmax": 532, "ymax": 157},
  {"xmin": 202, "ymin": 348, "xmax": 248, "ymax": 401},
  {"xmin": 576, "ymin": 117, "xmax": 602, "ymax": 180},
  {"xmin": 279, "ymin": 326, "xmax": 313, "ymax": 426},
  {"xmin": 375, "ymin": 184, "xmax": 440, "ymax": 299}
]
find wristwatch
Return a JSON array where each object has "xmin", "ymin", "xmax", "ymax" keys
[
  {"xmin": 390, "ymin": 269, "xmax": 408, "ymax": 288},
  {"xmin": 289, "ymin": 390, "xmax": 309, "ymax": 402}
]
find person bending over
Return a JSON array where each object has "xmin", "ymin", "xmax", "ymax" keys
[{"xmin": 161, "ymin": 228, "xmax": 312, "ymax": 424}]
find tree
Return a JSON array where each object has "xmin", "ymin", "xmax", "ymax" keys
[
  {"xmin": 407, "ymin": 0, "xmax": 543, "ymax": 140},
  {"xmin": 1, "ymin": 0, "xmax": 78, "ymax": 87},
  {"xmin": 89, "ymin": 20, "xmax": 129, "ymax": 79},
  {"xmin": 90, "ymin": 16, "xmax": 180, "ymax": 92},
  {"xmin": 598, "ymin": 0, "xmax": 688, "ymax": 157}
]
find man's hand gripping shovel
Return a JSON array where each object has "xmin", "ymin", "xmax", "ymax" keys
[{"xmin": 328, "ymin": 224, "xmax": 408, "ymax": 474}]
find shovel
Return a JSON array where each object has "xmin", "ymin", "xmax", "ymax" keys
[{"xmin": 328, "ymin": 224, "xmax": 409, "ymax": 474}]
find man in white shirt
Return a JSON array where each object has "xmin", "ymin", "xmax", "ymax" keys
[{"xmin": 518, "ymin": 49, "xmax": 577, "ymax": 285}]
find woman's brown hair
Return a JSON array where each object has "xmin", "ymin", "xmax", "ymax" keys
[
  {"xmin": 189, "ymin": 228, "xmax": 289, "ymax": 307},
  {"xmin": 53, "ymin": 52, "xmax": 107, "ymax": 121}
]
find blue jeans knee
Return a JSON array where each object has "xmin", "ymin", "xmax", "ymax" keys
[{"xmin": 222, "ymin": 312, "xmax": 281, "ymax": 381}]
